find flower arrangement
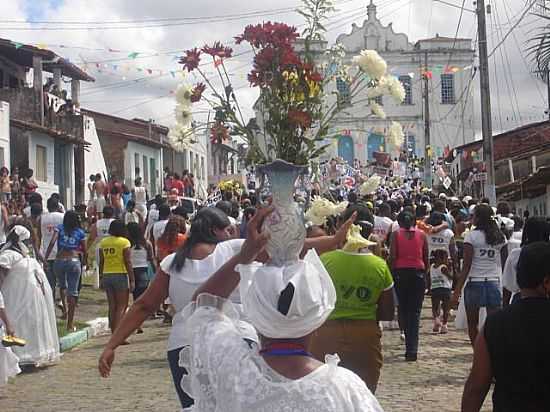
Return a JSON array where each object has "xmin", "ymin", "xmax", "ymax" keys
[
  {"xmin": 305, "ymin": 196, "xmax": 348, "ymax": 226},
  {"xmin": 174, "ymin": 0, "xmax": 404, "ymax": 166},
  {"xmin": 218, "ymin": 179, "xmax": 243, "ymax": 194}
]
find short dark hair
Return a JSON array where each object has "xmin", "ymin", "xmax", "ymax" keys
[
  {"xmin": 517, "ymin": 242, "xmax": 550, "ymax": 289},
  {"xmin": 102, "ymin": 206, "xmax": 114, "ymax": 218},
  {"xmin": 158, "ymin": 204, "xmax": 171, "ymax": 220},
  {"xmin": 342, "ymin": 204, "xmax": 374, "ymax": 238},
  {"xmin": 108, "ymin": 219, "xmax": 128, "ymax": 237},
  {"xmin": 216, "ymin": 200, "xmax": 232, "ymax": 217},
  {"xmin": 47, "ymin": 197, "xmax": 59, "ymax": 212}
]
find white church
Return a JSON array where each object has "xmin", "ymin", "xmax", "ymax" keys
[{"xmin": 321, "ymin": 0, "xmax": 476, "ymax": 166}]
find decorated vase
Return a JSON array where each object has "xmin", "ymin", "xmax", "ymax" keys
[{"xmin": 256, "ymin": 159, "xmax": 309, "ymax": 267}]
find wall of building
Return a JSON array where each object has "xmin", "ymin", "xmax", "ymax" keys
[
  {"xmin": 0, "ymin": 101, "xmax": 9, "ymax": 168},
  {"xmin": 96, "ymin": 131, "xmax": 128, "ymax": 184},
  {"xmin": 27, "ymin": 131, "xmax": 59, "ymax": 200},
  {"xmin": 83, "ymin": 116, "xmax": 108, "ymax": 203},
  {"xmin": 322, "ymin": 7, "xmax": 475, "ymax": 165},
  {"xmin": 126, "ymin": 140, "xmax": 162, "ymax": 196}
]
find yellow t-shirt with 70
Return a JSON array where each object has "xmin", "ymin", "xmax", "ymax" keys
[{"xmin": 99, "ymin": 236, "xmax": 131, "ymax": 274}]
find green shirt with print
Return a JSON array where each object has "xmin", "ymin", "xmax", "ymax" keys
[{"xmin": 321, "ymin": 250, "xmax": 394, "ymax": 321}]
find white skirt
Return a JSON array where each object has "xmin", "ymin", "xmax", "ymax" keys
[{"xmin": 0, "ymin": 330, "xmax": 21, "ymax": 386}]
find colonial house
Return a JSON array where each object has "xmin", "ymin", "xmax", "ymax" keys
[
  {"xmin": 163, "ymin": 130, "xmax": 209, "ymax": 199},
  {"xmin": 322, "ymin": 1, "xmax": 476, "ymax": 167},
  {"xmin": 82, "ymin": 110, "xmax": 168, "ymax": 196},
  {"xmin": 448, "ymin": 120, "xmax": 550, "ymax": 215},
  {"xmin": 0, "ymin": 37, "xmax": 94, "ymax": 207}
]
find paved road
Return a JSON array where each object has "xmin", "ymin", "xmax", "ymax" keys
[{"xmin": 2, "ymin": 304, "xmax": 493, "ymax": 411}]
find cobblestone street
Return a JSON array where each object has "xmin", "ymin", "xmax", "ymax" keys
[{"xmin": 2, "ymin": 304, "xmax": 492, "ymax": 412}]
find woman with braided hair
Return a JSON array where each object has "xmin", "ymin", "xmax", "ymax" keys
[{"xmin": 452, "ymin": 204, "xmax": 507, "ymax": 345}]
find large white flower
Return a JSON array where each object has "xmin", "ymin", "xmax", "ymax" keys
[
  {"xmin": 175, "ymin": 84, "xmax": 193, "ymax": 109},
  {"xmin": 353, "ymin": 50, "xmax": 387, "ymax": 79},
  {"xmin": 388, "ymin": 121, "xmax": 405, "ymax": 147},
  {"xmin": 343, "ymin": 224, "xmax": 376, "ymax": 252},
  {"xmin": 305, "ymin": 196, "xmax": 349, "ymax": 226},
  {"xmin": 382, "ymin": 75, "xmax": 406, "ymax": 103},
  {"xmin": 359, "ymin": 175, "xmax": 382, "ymax": 196},
  {"xmin": 370, "ymin": 102, "xmax": 386, "ymax": 119}
]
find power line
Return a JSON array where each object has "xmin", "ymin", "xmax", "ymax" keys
[{"xmin": 488, "ymin": 0, "xmax": 537, "ymax": 58}]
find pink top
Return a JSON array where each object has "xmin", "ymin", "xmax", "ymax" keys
[{"xmin": 393, "ymin": 228, "xmax": 426, "ymax": 270}]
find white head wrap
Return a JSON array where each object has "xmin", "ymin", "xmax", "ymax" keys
[
  {"xmin": 239, "ymin": 250, "xmax": 336, "ymax": 339},
  {"xmin": 0, "ymin": 225, "xmax": 31, "ymax": 255}
]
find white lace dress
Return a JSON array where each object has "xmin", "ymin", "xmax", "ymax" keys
[
  {"xmin": 0, "ymin": 250, "xmax": 60, "ymax": 366},
  {"xmin": 0, "ymin": 291, "xmax": 20, "ymax": 386},
  {"xmin": 179, "ymin": 295, "xmax": 384, "ymax": 412}
]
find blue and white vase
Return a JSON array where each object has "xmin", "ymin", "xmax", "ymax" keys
[{"xmin": 256, "ymin": 159, "xmax": 308, "ymax": 267}]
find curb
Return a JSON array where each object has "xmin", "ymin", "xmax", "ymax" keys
[{"xmin": 59, "ymin": 317, "xmax": 109, "ymax": 352}]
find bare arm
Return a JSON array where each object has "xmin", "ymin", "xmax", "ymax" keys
[
  {"xmin": 44, "ymin": 231, "xmax": 58, "ymax": 261},
  {"xmin": 98, "ymin": 248, "xmax": 104, "ymax": 277},
  {"xmin": 146, "ymin": 241, "xmax": 157, "ymax": 271},
  {"xmin": 376, "ymin": 288, "xmax": 395, "ymax": 321},
  {"xmin": 388, "ymin": 231, "xmax": 397, "ymax": 269},
  {"xmin": 461, "ymin": 328, "xmax": 492, "ymax": 412},
  {"xmin": 192, "ymin": 207, "xmax": 273, "ymax": 301},
  {"xmin": 88, "ymin": 224, "xmax": 97, "ymax": 246},
  {"xmin": 0, "ymin": 307, "xmax": 14, "ymax": 336},
  {"xmin": 301, "ymin": 212, "xmax": 356, "ymax": 257},
  {"xmin": 123, "ymin": 247, "xmax": 135, "ymax": 291},
  {"xmin": 422, "ymin": 233, "xmax": 429, "ymax": 271},
  {"xmin": 99, "ymin": 270, "xmax": 169, "ymax": 377},
  {"xmin": 452, "ymin": 243, "xmax": 473, "ymax": 305}
]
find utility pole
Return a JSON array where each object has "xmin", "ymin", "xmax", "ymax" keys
[
  {"xmin": 423, "ymin": 50, "xmax": 432, "ymax": 189},
  {"xmin": 477, "ymin": 0, "xmax": 496, "ymax": 204}
]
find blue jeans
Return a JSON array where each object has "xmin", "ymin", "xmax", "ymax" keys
[
  {"xmin": 45, "ymin": 260, "xmax": 57, "ymax": 300},
  {"xmin": 393, "ymin": 268, "xmax": 425, "ymax": 357},
  {"xmin": 54, "ymin": 258, "xmax": 82, "ymax": 297},
  {"xmin": 464, "ymin": 280, "xmax": 501, "ymax": 310},
  {"xmin": 167, "ymin": 348, "xmax": 194, "ymax": 409}
]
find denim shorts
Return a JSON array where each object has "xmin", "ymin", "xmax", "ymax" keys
[
  {"xmin": 54, "ymin": 258, "xmax": 82, "ymax": 297},
  {"xmin": 464, "ymin": 279, "xmax": 501, "ymax": 310},
  {"xmin": 101, "ymin": 274, "xmax": 129, "ymax": 291}
]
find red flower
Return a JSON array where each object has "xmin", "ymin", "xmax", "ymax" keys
[
  {"xmin": 190, "ymin": 83, "xmax": 206, "ymax": 103},
  {"xmin": 288, "ymin": 110, "xmax": 312, "ymax": 128},
  {"xmin": 235, "ymin": 22, "xmax": 298, "ymax": 48},
  {"xmin": 308, "ymin": 71, "xmax": 323, "ymax": 83},
  {"xmin": 210, "ymin": 122, "xmax": 230, "ymax": 144},
  {"xmin": 202, "ymin": 41, "xmax": 233, "ymax": 59},
  {"xmin": 280, "ymin": 49, "xmax": 301, "ymax": 67},
  {"xmin": 179, "ymin": 48, "xmax": 201, "ymax": 72}
]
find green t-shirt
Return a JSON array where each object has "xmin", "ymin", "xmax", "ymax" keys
[{"xmin": 321, "ymin": 250, "xmax": 394, "ymax": 321}]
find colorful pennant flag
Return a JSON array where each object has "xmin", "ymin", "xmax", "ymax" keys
[
  {"xmin": 127, "ymin": 52, "xmax": 139, "ymax": 59},
  {"xmin": 12, "ymin": 41, "xmax": 24, "ymax": 49}
]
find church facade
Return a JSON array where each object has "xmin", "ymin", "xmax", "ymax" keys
[{"xmin": 321, "ymin": 1, "xmax": 476, "ymax": 168}]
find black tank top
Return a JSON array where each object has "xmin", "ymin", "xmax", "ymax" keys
[{"xmin": 484, "ymin": 297, "xmax": 550, "ymax": 412}]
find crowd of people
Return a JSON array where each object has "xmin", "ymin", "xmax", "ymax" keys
[
  {"xmin": 88, "ymin": 175, "xmax": 548, "ymax": 411},
  {"xmin": 1, "ymin": 165, "xmax": 549, "ymax": 411}
]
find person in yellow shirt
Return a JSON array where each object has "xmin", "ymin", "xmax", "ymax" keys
[{"xmin": 99, "ymin": 220, "xmax": 134, "ymax": 335}]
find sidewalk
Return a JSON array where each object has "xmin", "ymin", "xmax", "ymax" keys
[{"xmin": 56, "ymin": 275, "xmax": 110, "ymax": 352}]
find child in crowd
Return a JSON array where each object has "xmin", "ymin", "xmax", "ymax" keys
[
  {"xmin": 0, "ymin": 168, "xmax": 11, "ymax": 205},
  {"xmin": 0, "ymin": 290, "xmax": 20, "ymax": 395},
  {"xmin": 430, "ymin": 249, "xmax": 453, "ymax": 334}
]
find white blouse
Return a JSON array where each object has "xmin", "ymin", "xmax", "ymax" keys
[
  {"xmin": 179, "ymin": 294, "xmax": 384, "ymax": 412},
  {"xmin": 160, "ymin": 239, "xmax": 244, "ymax": 351}
]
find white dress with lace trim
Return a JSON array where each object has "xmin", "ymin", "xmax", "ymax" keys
[{"xmin": 179, "ymin": 294, "xmax": 384, "ymax": 412}]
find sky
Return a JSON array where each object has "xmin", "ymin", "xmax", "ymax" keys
[{"xmin": 1, "ymin": 0, "xmax": 547, "ymax": 140}]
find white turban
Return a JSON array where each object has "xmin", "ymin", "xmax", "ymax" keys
[
  {"xmin": 1, "ymin": 225, "xmax": 31, "ymax": 255},
  {"xmin": 238, "ymin": 250, "xmax": 336, "ymax": 339},
  {"xmin": 12, "ymin": 225, "xmax": 30, "ymax": 241}
]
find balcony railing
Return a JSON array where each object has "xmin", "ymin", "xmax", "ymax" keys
[{"xmin": 0, "ymin": 87, "xmax": 84, "ymax": 140}]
